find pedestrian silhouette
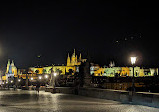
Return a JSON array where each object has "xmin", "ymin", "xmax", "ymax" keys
[{"xmin": 36, "ymin": 81, "xmax": 40, "ymax": 94}]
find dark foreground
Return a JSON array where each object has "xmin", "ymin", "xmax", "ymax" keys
[{"xmin": 0, "ymin": 90, "xmax": 159, "ymax": 112}]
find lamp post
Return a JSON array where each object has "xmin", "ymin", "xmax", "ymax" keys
[
  {"xmin": 130, "ymin": 57, "xmax": 137, "ymax": 94},
  {"xmin": 45, "ymin": 74, "xmax": 48, "ymax": 86},
  {"xmin": 52, "ymin": 72, "xmax": 57, "ymax": 93},
  {"xmin": 30, "ymin": 77, "xmax": 33, "ymax": 89},
  {"xmin": 53, "ymin": 73, "xmax": 57, "ymax": 88},
  {"xmin": 39, "ymin": 76, "xmax": 42, "ymax": 80},
  {"xmin": 45, "ymin": 75, "xmax": 48, "ymax": 79}
]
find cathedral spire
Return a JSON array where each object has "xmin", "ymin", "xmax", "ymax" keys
[
  {"xmin": 72, "ymin": 48, "xmax": 76, "ymax": 57},
  {"xmin": 68, "ymin": 53, "xmax": 70, "ymax": 58},
  {"xmin": 74, "ymin": 48, "xmax": 75, "ymax": 54},
  {"xmin": 7, "ymin": 59, "xmax": 10, "ymax": 65},
  {"xmin": 79, "ymin": 53, "xmax": 82, "ymax": 61},
  {"xmin": 75, "ymin": 55, "xmax": 78, "ymax": 63},
  {"xmin": 67, "ymin": 53, "xmax": 71, "ymax": 66},
  {"xmin": 11, "ymin": 60, "xmax": 14, "ymax": 66}
]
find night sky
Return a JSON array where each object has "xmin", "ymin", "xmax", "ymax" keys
[{"xmin": 0, "ymin": 1, "xmax": 158, "ymax": 70}]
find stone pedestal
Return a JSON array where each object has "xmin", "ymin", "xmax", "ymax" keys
[{"xmin": 83, "ymin": 61, "xmax": 92, "ymax": 87}]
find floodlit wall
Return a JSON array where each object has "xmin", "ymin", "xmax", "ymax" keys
[{"xmin": 91, "ymin": 66, "xmax": 158, "ymax": 77}]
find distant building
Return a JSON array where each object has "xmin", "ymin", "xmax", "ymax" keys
[
  {"xmin": 91, "ymin": 65, "xmax": 158, "ymax": 77},
  {"xmin": 29, "ymin": 49, "xmax": 87, "ymax": 77},
  {"xmin": 3, "ymin": 60, "xmax": 18, "ymax": 82}
]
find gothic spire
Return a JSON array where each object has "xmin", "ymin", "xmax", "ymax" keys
[
  {"xmin": 72, "ymin": 48, "xmax": 76, "ymax": 57},
  {"xmin": 79, "ymin": 53, "xmax": 82, "ymax": 60},
  {"xmin": 7, "ymin": 59, "xmax": 10, "ymax": 65},
  {"xmin": 11, "ymin": 60, "xmax": 14, "ymax": 66}
]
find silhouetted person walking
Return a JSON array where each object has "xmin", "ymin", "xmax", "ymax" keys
[{"xmin": 36, "ymin": 82, "xmax": 40, "ymax": 94}]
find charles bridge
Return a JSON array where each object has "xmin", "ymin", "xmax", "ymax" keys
[{"xmin": 1, "ymin": 62, "xmax": 159, "ymax": 112}]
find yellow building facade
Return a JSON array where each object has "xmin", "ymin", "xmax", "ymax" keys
[
  {"xmin": 2, "ymin": 60, "xmax": 18, "ymax": 81},
  {"xmin": 29, "ymin": 49, "xmax": 87, "ymax": 76},
  {"xmin": 91, "ymin": 66, "xmax": 158, "ymax": 77}
]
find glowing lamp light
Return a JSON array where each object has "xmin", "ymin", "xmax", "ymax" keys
[
  {"xmin": 54, "ymin": 73, "xmax": 57, "ymax": 76},
  {"xmin": 31, "ymin": 77, "xmax": 33, "ymax": 80},
  {"xmin": 45, "ymin": 75, "xmax": 48, "ymax": 79},
  {"xmin": 11, "ymin": 80, "xmax": 13, "ymax": 83},
  {"xmin": 18, "ymin": 79, "xmax": 21, "ymax": 82},
  {"xmin": 39, "ymin": 76, "xmax": 42, "ymax": 80},
  {"xmin": 130, "ymin": 57, "xmax": 137, "ymax": 65}
]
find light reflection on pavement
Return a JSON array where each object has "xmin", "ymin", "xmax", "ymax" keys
[{"xmin": 0, "ymin": 90, "xmax": 159, "ymax": 112}]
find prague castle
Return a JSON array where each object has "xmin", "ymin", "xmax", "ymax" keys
[
  {"xmin": 2, "ymin": 49, "xmax": 87, "ymax": 81},
  {"xmin": 28, "ymin": 49, "xmax": 87, "ymax": 76},
  {"xmin": 1, "ymin": 49, "xmax": 159, "ymax": 82},
  {"xmin": 66, "ymin": 49, "xmax": 86, "ymax": 66}
]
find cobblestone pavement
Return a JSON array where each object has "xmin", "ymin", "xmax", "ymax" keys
[{"xmin": 0, "ymin": 90, "xmax": 159, "ymax": 112}]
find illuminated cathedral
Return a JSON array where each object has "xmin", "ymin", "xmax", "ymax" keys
[
  {"xmin": 67, "ymin": 49, "xmax": 86, "ymax": 66},
  {"xmin": 5, "ymin": 59, "xmax": 17, "ymax": 82},
  {"xmin": 28, "ymin": 49, "xmax": 87, "ymax": 77}
]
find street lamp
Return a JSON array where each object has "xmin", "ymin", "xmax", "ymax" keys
[
  {"xmin": 131, "ymin": 57, "xmax": 136, "ymax": 65},
  {"xmin": 31, "ymin": 77, "xmax": 33, "ymax": 80},
  {"xmin": 54, "ymin": 73, "xmax": 57, "ymax": 76},
  {"xmin": 45, "ymin": 75, "xmax": 48, "ymax": 79},
  {"xmin": 18, "ymin": 79, "xmax": 21, "ymax": 82},
  {"xmin": 39, "ymin": 76, "xmax": 42, "ymax": 80},
  {"xmin": 52, "ymin": 72, "xmax": 57, "ymax": 93},
  {"xmin": 130, "ymin": 57, "xmax": 137, "ymax": 93}
]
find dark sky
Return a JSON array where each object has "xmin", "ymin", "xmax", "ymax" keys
[{"xmin": 0, "ymin": 1, "xmax": 159, "ymax": 69}]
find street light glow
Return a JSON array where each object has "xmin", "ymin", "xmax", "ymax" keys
[
  {"xmin": 131, "ymin": 57, "xmax": 137, "ymax": 65},
  {"xmin": 54, "ymin": 73, "xmax": 57, "ymax": 76},
  {"xmin": 45, "ymin": 75, "xmax": 48, "ymax": 78},
  {"xmin": 39, "ymin": 76, "xmax": 42, "ymax": 80},
  {"xmin": 31, "ymin": 77, "xmax": 33, "ymax": 80},
  {"xmin": 11, "ymin": 80, "xmax": 13, "ymax": 83},
  {"xmin": 18, "ymin": 79, "xmax": 21, "ymax": 82}
]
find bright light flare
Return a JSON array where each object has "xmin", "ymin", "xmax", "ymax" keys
[
  {"xmin": 39, "ymin": 76, "xmax": 42, "ymax": 80},
  {"xmin": 131, "ymin": 57, "xmax": 137, "ymax": 65},
  {"xmin": 45, "ymin": 75, "xmax": 48, "ymax": 78},
  {"xmin": 54, "ymin": 73, "xmax": 57, "ymax": 76}
]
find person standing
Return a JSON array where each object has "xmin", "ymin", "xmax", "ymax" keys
[{"xmin": 36, "ymin": 81, "xmax": 40, "ymax": 94}]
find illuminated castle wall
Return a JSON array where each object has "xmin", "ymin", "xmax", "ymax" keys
[{"xmin": 90, "ymin": 64, "xmax": 158, "ymax": 77}]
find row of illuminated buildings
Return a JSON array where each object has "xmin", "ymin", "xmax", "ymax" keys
[
  {"xmin": 0, "ymin": 49, "xmax": 159, "ymax": 83},
  {"xmin": 90, "ymin": 63, "xmax": 158, "ymax": 77},
  {"xmin": 1, "ymin": 49, "xmax": 86, "ymax": 83}
]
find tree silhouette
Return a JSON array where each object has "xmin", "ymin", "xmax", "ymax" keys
[
  {"xmin": 43, "ymin": 69, "xmax": 47, "ymax": 74},
  {"xmin": 68, "ymin": 69, "xmax": 74, "ymax": 75},
  {"xmin": 35, "ymin": 70, "xmax": 39, "ymax": 74}
]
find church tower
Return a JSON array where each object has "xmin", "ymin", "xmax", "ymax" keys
[
  {"xmin": 79, "ymin": 53, "xmax": 82, "ymax": 61},
  {"xmin": 67, "ymin": 53, "xmax": 71, "ymax": 66},
  {"xmin": 71, "ymin": 49, "xmax": 76, "ymax": 66},
  {"xmin": 11, "ymin": 60, "xmax": 14, "ymax": 67},
  {"xmin": 75, "ymin": 55, "xmax": 78, "ymax": 65},
  {"xmin": 6, "ymin": 59, "xmax": 10, "ymax": 74}
]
